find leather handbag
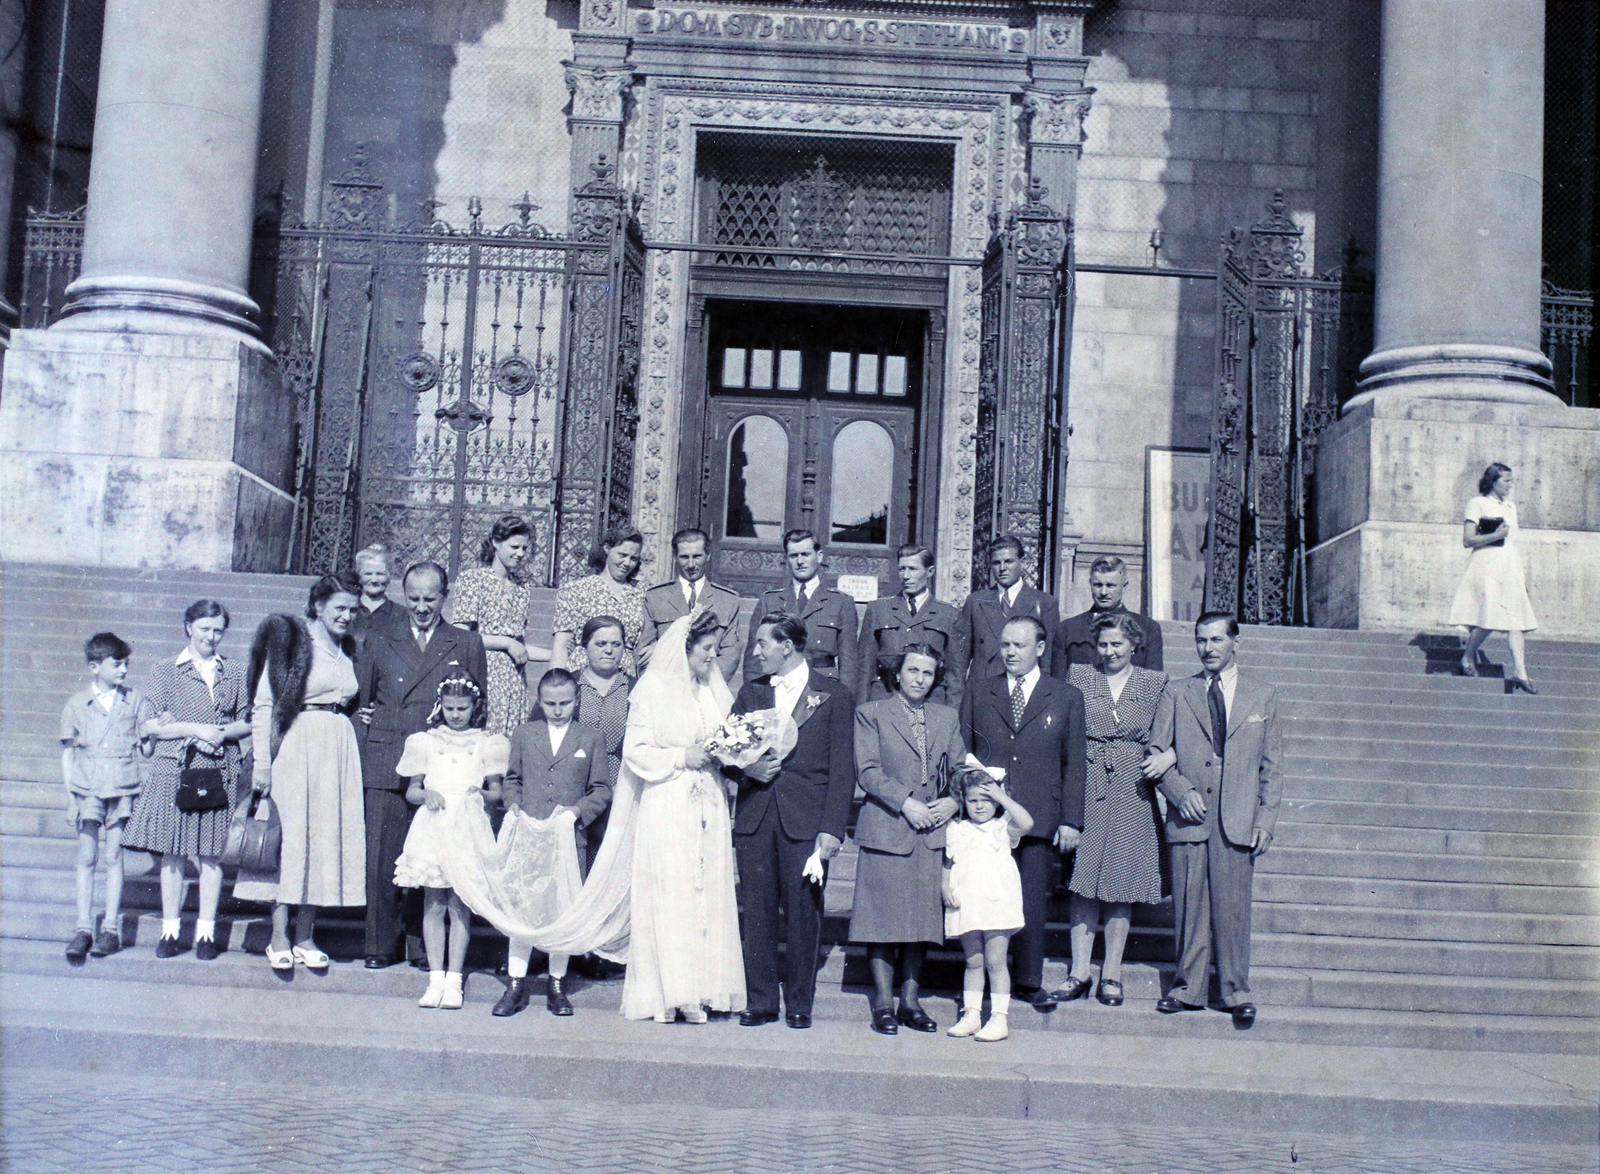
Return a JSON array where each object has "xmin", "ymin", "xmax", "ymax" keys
[
  {"xmin": 174, "ymin": 745, "xmax": 229, "ymax": 813},
  {"xmin": 1476, "ymin": 517, "xmax": 1506, "ymax": 547},
  {"xmin": 221, "ymin": 793, "xmax": 282, "ymax": 873}
]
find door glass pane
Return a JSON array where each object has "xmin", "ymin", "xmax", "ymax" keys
[
  {"xmin": 830, "ymin": 420, "xmax": 893, "ymax": 545},
  {"xmin": 749, "ymin": 348, "xmax": 774, "ymax": 389},
  {"xmin": 726, "ymin": 415, "xmax": 788, "ymax": 542},
  {"xmin": 856, "ymin": 353, "xmax": 879, "ymax": 395},
  {"xmin": 883, "ymin": 355, "xmax": 907, "ymax": 397},
  {"xmin": 827, "ymin": 351, "xmax": 852, "ymax": 392},
  {"xmin": 778, "ymin": 350, "xmax": 802, "ymax": 390},
  {"xmin": 721, "ymin": 348, "xmax": 746, "ymax": 388}
]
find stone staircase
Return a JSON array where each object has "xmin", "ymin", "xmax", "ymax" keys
[{"xmin": 3, "ymin": 565, "xmax": 1597, "ymax": 1048}]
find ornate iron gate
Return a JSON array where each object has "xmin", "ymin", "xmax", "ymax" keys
[
  {"xmin": 1204, "ymin": 192, "xmax": 1373, "ymax": 625},
  {"xmin": 972, "ymin": 179, "xmax": 1074, "ymax": 591},
  {"xmin": 255, "ymin": 154, "xmax": 644, "ymax": 582}
]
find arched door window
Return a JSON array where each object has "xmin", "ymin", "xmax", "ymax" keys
[
  {"xmin": 726, "ymin": 415, "xmax": 789, "ymax": 541},
  {"xmin": 829, "ymin": 419, "xmax": 893, "ymax": 545}
]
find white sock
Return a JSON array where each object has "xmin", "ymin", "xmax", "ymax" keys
[
  {"xmin": 963, "ymin": 972, "xmax": 985, "ymax": 1011},
  {"xmin": 161, "ymin": 918, "xmax": 180, "ymax": 938},
  {"xmin": 427, "ymin": 970, "xmax": 446, "ymax": 984},
  {"xmin": 548, "ymin": 953, "xmax": 569, "ymax": 979},
  {"xmin": 195, "ymin": 919, "xmax": 216, "ymax": 942},
  {"xmin": 445, "ymin": 971, "xmax": 463, "ymax": 986},
  {"xmin": 507, "ymin": 953, "xmax": 529, "ymax": 979}
]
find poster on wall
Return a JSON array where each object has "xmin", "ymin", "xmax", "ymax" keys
[{"xmin": 1145, "ymin": 448, "xmax": 1211, "ymax": 623}]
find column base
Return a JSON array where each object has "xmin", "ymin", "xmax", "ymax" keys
[
  {"xmin": 1309, "ymin": 396, "xmax": 1600, "ymax": 640},
  {"xmin": 1347, "ymin": 344, "xmax": 1559, "ymax": 411},
  {"xmin": 56, "ymin": 276, "xmax": 270, "ymax": 356},
  {"xmin": 0, "ymin": 328, "xmax": 296, "ymax": 572}
]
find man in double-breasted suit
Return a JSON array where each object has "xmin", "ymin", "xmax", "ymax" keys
[
  {"xmin": 959, "ymin": 615, "xmax": 1086, "ymax": 1010},
  {"xmin": 355, "ymin": 561, "xmax": 489, "ymax": 968},
  {"xmin": 744, "ymin": 529, "xmax": 859, "ymax": 695},
  {"xmin": 1151, "ymin": 612, "xmax": 1282, "ymax": 1025},
  {"xmin": 1050, "ymin": 555, "xmax": 1164, "ymax": 675},
  {"xmin": 957, "ymin": 534, "xmax": 1059, "ymax": 688},
  {"xmin": 854, "ymin": 543, "xmax": 968, "ymax": 706},
  {"xmin": 729, "ymin": 612, "xmax": 856, "ymax": 1029},
  {"xmin": 639, "ymin": 528, "xmax": 744, "ymax": 681}
]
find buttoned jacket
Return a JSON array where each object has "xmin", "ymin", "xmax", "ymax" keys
[
  {"xmin": 356, "ymin": 620, "xmax": 489, "ymax": 791},
  {"xmin": 957, "ymin": 585, "xmax": 1059, "ymax": 683},
  {"xmin": 745, "ymin": 583, "xmax": 860, "ymax": 694},
  {"xmin": 958, "ymin": 671, "xmax": 1086, "ymax": 835},
  {"xmin": 853, "ymin": 698, "xmax": 965, "ymax": 855},
  {"xmin": 729, "ymin": 671, "xmax": 855, "ymax": 843},
  {"xmin": 503, "ymin": 719, "xmax": 611, "ymax": 851},
  {"xmin": 639, "ymin": 578, "xmax": 745, "ymax": 682},
  {"xmin": 1151, "ymin": 670, "xmax": 1283, "ymax": 848},
  {"xmin": 854, "ymin": 594, "xmax": 967, "ymax": 705}
]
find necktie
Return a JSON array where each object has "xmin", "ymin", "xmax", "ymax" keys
[
  {"xmin": 416, "ymin": 628, "xmax": 429, "ymax": 655},
  {"xmin": 686, "ymin": 581, "xmax": 699, "ymax": 609},
  {"xmin": 1010, "ymin": 676, "xmax": 1027, "ymax": 726},
  {"xmin": 1207, "ymin": 673, "xmax": 1227, "ymax": 759}
]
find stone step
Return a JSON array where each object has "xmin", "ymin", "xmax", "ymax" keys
[
  {"xmin": 1269, "ymin": 822, "xmax": 1599, "ymax": 860},
  {"xmin": 1258, "ymin": 845, "xmax": 1599, "ymax": 888},
  {"xmin": 1279, "ymin": 693, "xmax": 1600, "ymax": 723},
  {"xmin": 1283, "ymin": 735, "xmax": 1599, "ymax": 771},
  {"xmin": 1271, "ymin": 681, "xmax": 1600, "ymax": 714},
  {"xmin": 1275, "ymin": 776, "xmax": 1600, "ymax": 814},
  {"xmin": 1286, "ymin": 715, "xmax": 1600, "ymax": 749},
  {"xmin": 1221, "ymin": 668, "xmax": 1600, "ymax": 698},
  {"xmin": 1250, "ymin": 932, "xmax": 1600, "ymax": 982},
  {"xmin": 1277, "ymin": 798, "xmax": 1598, "ymax": 837},
  {"xmin": 1253, "ymin": 873, "xmax": 1599, "ymax": 917},
  {"xmin": 0, "ymin": 834, "xmax": 160, "ymax": 875},
  {"xmin": 1256, "ymin": 902, "xmax": 1600, "ymax": 947}
]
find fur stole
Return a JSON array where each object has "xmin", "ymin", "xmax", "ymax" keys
[{"xmin": 248, "ymin": 615, "xmax": 314, "ymax": 762}]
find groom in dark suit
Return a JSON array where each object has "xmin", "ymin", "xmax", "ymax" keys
[
  {"xmin": 354, "ymin": 561, "xmax": 489, "ymax": 968},
  {"xmin": 959, "ymin": 615, "xmax": 1086, "ymax": 1010},
  {"xmin": 729, "ymin": 612, "xmax": 856, "ymax": 1029}
]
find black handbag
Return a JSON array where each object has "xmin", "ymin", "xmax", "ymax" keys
[
  {"xmin": 174, "ymin": 745, "xmax": 229, "ymax": 813},
  {"xmin": 1476, "ymin": 517, "xmax": 1506, "ymax": 547},
  {"xmin": 220, "ymin": 793, "xmax": 281, "ymax": 873}
]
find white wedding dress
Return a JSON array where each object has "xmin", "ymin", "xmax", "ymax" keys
[{"xmin": 506, "ymin": 613, "xmax": 747, "ymax": 1021}]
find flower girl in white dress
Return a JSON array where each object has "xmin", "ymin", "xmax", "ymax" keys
[
  {"xmin": 942, "ymin": 772, "xmax": 1033, "ymax": 1042},
  {"xmin": 393, "ymin": 676, "xmax": 509, "ymax": 1009}
]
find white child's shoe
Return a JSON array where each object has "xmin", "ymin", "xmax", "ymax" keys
[
  {"xmin": 947, "ymin": 1007, "xmax": 983, "ymax": 1038},
  {"xmin": 418, "ymin": 973, "xmax": 447, "ymax": 1008},
  {"xmin": 439, "ymin": 973, "xmax": 464, "ymax": 1010},
  {"xmin": 975, "ymin": 1011, "xmax": 1009, "ymax": 1042}
]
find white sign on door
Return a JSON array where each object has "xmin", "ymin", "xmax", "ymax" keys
[{"xmin": 1146, "ymin": 448, "xmax": 1210, "ymax": 623}]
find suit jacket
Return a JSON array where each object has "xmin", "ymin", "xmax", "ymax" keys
[
  {"xmin": 350, "ymin": 598, "xmax": 406, "ymax": 656},
  {"xmin": 1050, "ymin": 604, "xmax": 1165, "ymax": 674},
  {"xmin": 1151, "ymin": 670, "xmax": 1283, "ymax": 849},
  {"xmin": 959, "ymin": 672, "xmax": 1086, "ymax": 835},
  {"xmin": 355, "ymin": 621, "xmax": 489, "ymax": 791},
  {"xmin": 854, "ymin": 594, "xmax": 968, "ymax": 706},
  {"xmin": 745, "ymin": 583, "xmax": 861, "ymax": 694},
  {"xmin": 853, "ymin": 698, "xmax": 965, "ymax": 855},
  {"xmin": 639, "ymin": 578, "xmax": 744, "ymax": 682},
  {"xmin": 957, "ymin": 585, "xmax": 1060, "ymax": 683},
  {"xmin": 729, "ymin": 670, "xmax": 855, "ymax": 844},
  {"xmin": 503, "ymin": 719, "xmax": 611, "ymax": 851}
]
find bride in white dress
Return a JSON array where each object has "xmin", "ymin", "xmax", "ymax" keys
[{"xmin": 488, "ymin": 609, "xmax": 745, "ymax": 1022}]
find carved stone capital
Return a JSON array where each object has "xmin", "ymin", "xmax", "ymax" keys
[
  {"xmin": 565, "ymin": 63, "xmax": 633, "ymax": 124},
  {"xmin": 1022, "ymin": 88, "xmax": 1093, "ymax": 147}
]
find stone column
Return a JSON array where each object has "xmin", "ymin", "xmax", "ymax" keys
[
  {"xmin": 0, "ymin": 0, "xmax": 25, "ymax": 342},
  {"xmin": 0, "ymin": 0, "xmax": 297, "ymax": 573},
  {"xmin": 1309, "ymin": 0, "xmax": 1600, "ymax": 640},
  {"xmin": 1350, "ymin": 0, "xmax": 1553, "ymax": 409}
]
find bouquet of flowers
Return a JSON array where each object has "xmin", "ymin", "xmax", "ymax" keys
[{"xmin": 704, "ymin": 708, "xmax": 799, "ymax": 769}]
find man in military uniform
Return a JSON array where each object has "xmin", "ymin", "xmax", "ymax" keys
[
  {"xmin": 1050, "ymin": 555, "xmax": 1164, "ymax": 675},
  {"xmin": 745, "ymin": 529, "xmax": 860, "ymax": 694},
  {"xmin": 956, "ymin": 534, "xmax": 1060, "ymax": 687},
  {"xmin": 640, "ymin": 527, "xmax": 745, "ymax": 682},
  {"xmin": 854, "ymin": 543, "xmax": 967, "ymax": 705}
]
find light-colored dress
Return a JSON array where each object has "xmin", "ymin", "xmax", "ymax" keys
[
  {"xmin": 553, "ymin": 573, "xmax": 648, "ymax": 677},
  {"xmin": 621, "ymin": 679, "xmax": 746, "ymax": 1020},
  {"xmin": 392, "ymin": 728, "xmax": 512, "ymax": 889},
  {"xmin": 944, "ymin": 815, "xmax": 1024, "ymax": 937},
  {"xmin": 1448, "ymin": 496, "xmax": 1539, "ymax": 632},
  {"xmin": 451, "ymin": 567, "xmax": 533, "ymax": 736},
  {"xmin": 234, "ymin": 636, "xmax": 366, "ymax": 906}
]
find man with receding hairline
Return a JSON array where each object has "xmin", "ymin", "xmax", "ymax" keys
[{"xmin": 1051, "ymin": 555, "xmax": 1163, "ymax": 675}]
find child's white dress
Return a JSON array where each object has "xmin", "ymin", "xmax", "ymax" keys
[
  {"xmin": 944, "ymin": 815, "xmax": 1024, "ymax": 937},
  {"xmin": 393, "ymin": 727, "xmax": 510, "ymax": 889}
]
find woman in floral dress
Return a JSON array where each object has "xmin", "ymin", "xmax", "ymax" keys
[
  {"xmin": 550, "ymin": 524, "xmax": 647, "ymax": 677},
  {"xmin": 452, "ymin": 516, "xmax": 551, "ymax": 737}
]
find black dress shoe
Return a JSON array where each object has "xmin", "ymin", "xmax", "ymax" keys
[
  {"xmin": 1049, "ymin": 976, "xmax": 1093, "ymax": 1003},
  {"xmin": 1019, "ymin": 986, "xmax": 1058, "ymax": 1011},
  {"xmin": 739, "ymin": 1010, "xmax": 779, "ymax": 1027},
  {"xmin": 1156, "ymin": 994, "xmax": 1201, "ymax": 1014},
  {"xmin": 154, "ymin": 936, "xmax": 181, "ymax": 960},
  {"xmin": 194, "ymin": 937, "xmax": 221, "ymax": 962},
  {"xmin": 870, "ymin": 1007, "xmax": 899, "ymax": 1035},
  {"xmin": 65, "ymin": 930, "xmax": 93, "ymax": 966},
  {"xmin": 1231, "ymin": 1002, "xmax": 1257, "ymax": 1026},
  {"xmin": 1096, "ymin": 979, "xmax": 1124, "ymax": 1007},
  {"xmin": 786, "ymin": 1012, "xmax": 811, "ymax": 1029},
  {"xmin": 546, "ymin": 976, "xmax": 574, "ymax": 1017},
  {"xmin": 896, "ymin": 1006, "xmax": 938, "ymax": 1033},
  {"xmin": 364, "ymin": 955, "xmax": 396, "ymax": 970},
  {"xmin": 492, "ymin": 977, "xmax": 530, "ymax": 1017}
]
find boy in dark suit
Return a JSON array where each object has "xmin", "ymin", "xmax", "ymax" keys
[
  {"xmin": 494, "ymin": 669, "xmax": 612, "ymax": 1018},
  {"xmin": 957, "ymin": 534, "xmax": 1059, "ymax": 688},
  {"xmin": 729, "ymin": 612, "xmax": 856, "ymax": 1029},
  {"xmin": 959, "ymin": 615, "xmax": 1086, "ymax": 1010}
]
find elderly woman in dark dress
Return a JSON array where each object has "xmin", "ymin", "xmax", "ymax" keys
[
  {"xmin": 574, "ymin": 615, "xmax": 631, "ymax": 873},
  {"xmin": 850, "ymin": 645, "xmax": 965, "ymax": 1035},
  {"xmin": 123, "ymin": 600, "xmax": 253, "ymax": 960},
  {"xmin": 1054, "ymin": 612, "xmax": 1173, "ymax": 1007}
]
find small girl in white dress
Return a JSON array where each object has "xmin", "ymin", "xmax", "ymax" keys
[
  {"xmin": 394, "ymin": 676, "xmax": 509, "ymax": 1009},
  {"xmin": 942, "ymin": 771, "xmax": 1033, "ymax": 1042}
]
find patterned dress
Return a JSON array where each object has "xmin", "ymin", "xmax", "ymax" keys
[
  {"xmin": 552, "ymin": 573, "xmax": 647, "ymax": 677},
  {"xmin": 577, "ymin": 668, "xmax": 631, "ymax": 868},
  {"xmin": 124, "ymin": 652, "xmax": 250, "ymax": 858},
  {"xmin": 451, "ymin": 566, "xmax": 534, "ymax": 736},
  {"xmin": 1065, "ymin": 663, "xmax": 1168, "ymax": 905}
]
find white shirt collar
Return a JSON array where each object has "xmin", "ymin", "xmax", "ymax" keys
[
  {"xmin": 905, "ymin": 588, "xmax": 930, "ymax": 613},
  {"xmin": 999, "ymin": 581, "xmax": 1022, "ymax": 607},
  {"xmin": 772, "ymin": 659, "xmax": 811, "ymax": 717},
  {"xmin": 680, "ymin": 576, "xmax": 703, "ymax": 604},
  {"xmin": 548, "ymin": 721, "xmax": 571, "ymax": 755},
  {"xmin": 793, "ymin": 577, "xmax": 818, "ymax": 601},
  {"xmin": 1206, "ymin": 662, "xmax": 1239, "ymax": 712},
  {"xmin": 177, "ymin": 646, "xmax": 219, "ymax": 695},
  {"xmin": 1005, "ymin": 664, "xmax": 1041, "ymax": 708}
]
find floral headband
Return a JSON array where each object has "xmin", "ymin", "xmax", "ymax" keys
[{"xmin": 427, "ymin": 674, "xmax": 484, "ymax": 727}]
